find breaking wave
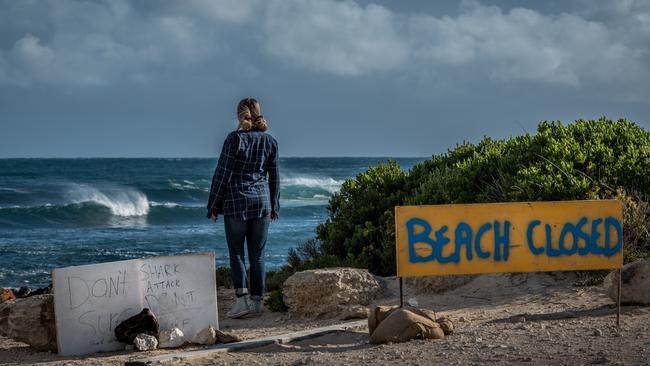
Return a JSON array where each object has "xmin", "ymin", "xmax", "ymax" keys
[{"xmin": 66, "ymin": 184, "xmax": 150, "ymax": 217}]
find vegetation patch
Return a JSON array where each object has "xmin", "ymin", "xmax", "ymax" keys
[{"xmin": 317, "ymin": 118, "xmax": 650, "ymax": 276}]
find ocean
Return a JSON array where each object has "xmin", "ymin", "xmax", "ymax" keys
[{"xmin": 0, "ymin": 158, "xmax": 423, "ymax": 288}]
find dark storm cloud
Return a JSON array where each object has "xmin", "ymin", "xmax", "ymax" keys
[{"xmin": 0, "ymin": 0, "xmax": 649, "ymax": 157}]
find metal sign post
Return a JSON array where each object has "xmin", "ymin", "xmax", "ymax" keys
[
  {"xmin": 617, "ymin": 268, "xmax": 622, "ymax": 327},
  {"xmin": 399, "ymin": 277, "xmax": 404, "ymax": 308}
]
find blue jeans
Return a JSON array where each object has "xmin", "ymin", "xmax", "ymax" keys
[{"xmin": 224, "ymin": 215, "xmax": 269, "ymax": 300}]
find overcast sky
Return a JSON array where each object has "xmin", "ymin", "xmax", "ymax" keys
[{"xmin": 1, "ymin": 0, "xmax": 649, "ymax": 158}]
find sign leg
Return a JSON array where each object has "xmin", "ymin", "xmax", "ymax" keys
[
  {"xmin": 399, "ymin": 277, "xmax": 404, "ymax": 308},
  {"xmin": 617, "ymin": 268, "xmax": 622, "ymax": 328}
]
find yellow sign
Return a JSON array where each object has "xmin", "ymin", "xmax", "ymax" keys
[{"xmin": 395, "ymin": 200, "xmax": 623, "ymax": 277}]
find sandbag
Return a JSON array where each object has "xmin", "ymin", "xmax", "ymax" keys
[
  {"xmin": 369, "ymin": 307, "xmax": 444, "ymax": 344},
  {"xmin": 368, "ymin": 305, "xmax": 398, "ymax": 335},
  {"xmin": 437, "ymin": 317, "xmax": 454, "ymax": 335}
]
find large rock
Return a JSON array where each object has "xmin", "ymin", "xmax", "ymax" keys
[
  {"xmin": 283, "ymin": 267, "xmax": 384, "ymax": 318},
  {"xmin": 0, "ymin": 294, "xmax": 57, "ymax": 352},
  {"xmin": 406, "ymin": 275, "xmax": 476, "ymax": 293},
  {"xmin": 114, "ymin": 308, "xmax": 159, "ymax": 344},
  {"xmin": 603, "ymin": 258, "xmax": 650, "ymax": 305}
]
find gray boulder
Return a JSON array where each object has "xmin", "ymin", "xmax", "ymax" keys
[
  {"xmin": 283, "ymin": 267, "xmax": 384, "ymax": 318},
  {"xmin": 603, "ymin": 258, "xmax": 650, "ymax": 305}
]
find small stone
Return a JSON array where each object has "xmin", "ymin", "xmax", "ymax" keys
[
  {"xmin": 215, "ymin": 329, "xmax": 241, "ymax": 343},
  {"xmin": 459, "ymin": 316, "xmax": 467, "ymax": 322},
  {"xmin": 190, "ymin": 326, "xmax": 218, "ymax": 345},
  {"xmin": 513, "ymin": 316, "xmax": 526, "ymax": 323},
  {"xmin": 406, "ymin": 297, "xmax": 419, "ymax": 307},
  {"xmin": 14, "ymin": 287, "xmax": 32, "ymax": 298},
  {"xmin": 134, "ymin": 333, "xmax": 158, "ymax": 351},
  {"xmin": 593, "ymin": 329, "xmax": 603, "ymax": 337},
  {"xmin": 0, "ymin": 288, "xmax": 16, "ymax": 303},
  {"xmin": 158, "ymin": 327, "xmax": 185, "ymax": 348},
  {"xmin": 474, "ymin": 337, "xmax": 482, "ymax": 343}
]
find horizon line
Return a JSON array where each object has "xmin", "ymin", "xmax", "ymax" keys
[{"xmin": 0, "ymin": 155, "xmax": 431, "ymax": 159}]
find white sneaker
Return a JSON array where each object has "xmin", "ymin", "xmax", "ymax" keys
[
  {"xmin": 227, "ymin": 296, "xmax": 250, "ymax": 318},
  {"xmin": 250, "ymin": 299, "xmax": 263, "ymax": 316}
]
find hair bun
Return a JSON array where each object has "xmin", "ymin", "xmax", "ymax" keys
[{"xmin": 253, "ymin": 115, "xmax": 268, "ymax": 132}]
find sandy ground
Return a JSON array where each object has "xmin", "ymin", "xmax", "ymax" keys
[{"xmin": 2, "ymin": 272, "xmax": 649, "ymax": 366}]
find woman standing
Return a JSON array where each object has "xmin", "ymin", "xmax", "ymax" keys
[{"xmin": 207, "ymin": 97, "xmax": 280, "ymax": 318}]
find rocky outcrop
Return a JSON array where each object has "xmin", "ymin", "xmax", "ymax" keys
[
  {"xmin": 114, "ymin": 308, "xmax": 159, "ymax": 344},
  {"xmin": 0, "ymin": 294, "xmax": 57, "ymax": 352},
  {"xmin": 406, "ymin": 275, "xmax": 476, "ymax": 293},
  {"xmin": 283, "ymin": 267, "xmax": 385, "ymax": 318},
  {"xmin": 0, "ymin": 288, "xmax": 16, "ymax": 303},
  {"xmin": 603, "ymin": 258, "xmax": 650, "ymax": 305}
]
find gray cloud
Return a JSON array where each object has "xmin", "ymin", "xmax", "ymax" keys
[
  {"xmin": 408, "ymin": 2, "xmax": 646, "ymax": 87},
  {"xmin": 263, "ymin": 0, "xmax": 409, "ymax": 76},
  {"xmin": 0, "ymin": 0, "xmax": 219, "ymax": 86},
  {"xmin": 0, "ymin": 0, "xmax": 648, "ymax": 94}
]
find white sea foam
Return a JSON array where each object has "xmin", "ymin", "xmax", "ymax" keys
[
  {"xmin": 66, "ymin": 184, "xmax": 150, "ymax": 217},
  {"xmin": 169, "ymin": 179, "xmax": 201, "ymax": 191},
  {"xmin": 150, "ymin": 201, "xmax": 180, "ymax": 207},
  {"xmin": 0, "ymin": 187, "xmax": 29, "ymax": 194},
  {"xmin": 281, "ymin": 176, "xmax": 343, "ymax": 193}
]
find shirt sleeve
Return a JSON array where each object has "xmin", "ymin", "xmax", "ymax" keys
[
  {"xmin": 268, "ymin": 139, "xmax": 280, "ymax": 213},
  {"xmin": 206, "ymin": 133, "xmax": 238, "ymax": 218}
]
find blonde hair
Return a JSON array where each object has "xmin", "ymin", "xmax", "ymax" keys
[{"xmin": 237, "ymin": 97, "xmax": 268, "ymax": 132}]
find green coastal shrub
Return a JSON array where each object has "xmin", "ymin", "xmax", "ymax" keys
[
  {"xmin": 265, "ymin": 289, "xmax": 288, "ymax": 312},
  {"xmin": 317, "ymin": 118, "xmax": 650, "ymax": 275},
  {"xmin": 215, "ymin": 266, "xmax": 233, "ymax": 288},
  {"xmin": 316, "ymin": 161, "xmax": 408, "ymax": 275}
]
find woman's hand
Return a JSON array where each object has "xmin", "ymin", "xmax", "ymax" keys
[
  {"xmin": 210, "ymin": 213, "xmax": 218, "ymax": 222},
  {"xmin": 271, "ymin": 210, "xmax": 279, "ymax": 222}
]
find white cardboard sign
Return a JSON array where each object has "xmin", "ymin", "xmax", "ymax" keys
[{"xmin": 52, "ymin": 252, "xmax": 218, "ymax": 356}]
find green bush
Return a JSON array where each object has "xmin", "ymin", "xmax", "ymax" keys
[
  {"xmin": 317, "ymin": 118, "xmax": 650, "ymax": 275},
  {"xmin": 265, "ymin": 289, "xmax": 288, "ymax": 312},
  {"xmin": 215, "ymin": 266, "xmax": 233, "ymax": 288},
  {"xmin": 317, "ymin": 161, "xmax": 408, "ymax": 275}
]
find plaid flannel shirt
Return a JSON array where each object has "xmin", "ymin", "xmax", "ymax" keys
[{"xmin": 206, "ymin": 130, "xmax": 280, "ymax": 220}]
